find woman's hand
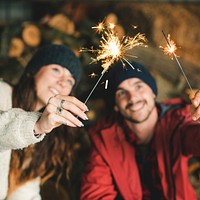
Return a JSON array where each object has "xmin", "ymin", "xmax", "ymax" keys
[{"xmin": 34, "ymin": 95, "xmax": 88, "ymax": 134}]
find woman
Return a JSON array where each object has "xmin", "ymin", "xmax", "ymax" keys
[{"xmin": 3, "ymin": 44, "xmax": 89, "ymax": 199}]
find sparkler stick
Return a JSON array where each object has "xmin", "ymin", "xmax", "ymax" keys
[
  {"xmin": 84, "ymin": 72, "xmax": 105, "ymax": 104},
  {"xmin": 81, "ymin": 21, "xmax": 147, "ymax": 104},
  {"xmin": 161, "ymin": 30, "xmax": 194, "ymax": 93}
]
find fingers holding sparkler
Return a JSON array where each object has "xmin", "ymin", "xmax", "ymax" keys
[{"xmin": 191, "ymin": 90, "xmax": 200, "ymax": 122}]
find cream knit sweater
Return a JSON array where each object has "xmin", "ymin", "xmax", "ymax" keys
[{"xmin": 0, "ymin": 81, "xmax": 45, "ymax": 200}]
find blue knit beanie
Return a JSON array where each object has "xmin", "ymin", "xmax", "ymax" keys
[
  {"xmin": 25, "ymin": 44, "xmax": 81, "ymax": 85},
  {"xmin": 108, "ymin": 61, "xmax": 157, "ymax": 104}
]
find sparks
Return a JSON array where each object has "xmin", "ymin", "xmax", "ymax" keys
[
  {"xmin": 89, "ymin": 72, "xmax": 98, "ymax": 78},
  {"xmin": 92, "ymin": 21, "xmax": 104, "ymax": 33},
  {"xmin": 161, "ymin": 30, "xmax": 194, "ymax": 94},
  {"xmin": 81, "ymin": 22, "xmax": 147, "ymax": 74},
  {"xmin": 132, "ymin": 25, "xmax": 138, "ymax": 29},
  {"xmin": 159, "ymin": 33, "xmax": 178, "ymax": 60},
  {"xmin": 81, "ymin": 21, "xmax": 147, "ymax": 104}
]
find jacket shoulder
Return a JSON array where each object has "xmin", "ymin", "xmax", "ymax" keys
[
  {"xmin": 161, "ymin": 98, "xmax": 187, "ymax": 105},
  {"xmin": 89, "ymin": 113, "xmax": 115, "ymax": 134},
  {"xmin": 159, "ymin": 98, "xmax": 191, "ymax": 123}
]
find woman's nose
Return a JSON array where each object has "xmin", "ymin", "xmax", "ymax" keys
[{"xmin": 57, "ymin": 78, "xmax": 66, "ymax": 87}]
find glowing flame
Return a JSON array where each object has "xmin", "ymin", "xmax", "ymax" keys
[
  {"xmin": 81, "ymin": 21, "xmax": 147, "ymax": 74},
  {"xmin": 81, "ymin": 21, "xmax": 147, "ymax": 104},
  {"xmin": 160, "ymin": 34, "xmax": 178, "ymax": 60},
  {"xmin": 161, "ymin": 31, "xmax": 193, "ymax": 93}
]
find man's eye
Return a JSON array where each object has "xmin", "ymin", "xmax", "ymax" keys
[
  {"xmin": 116, "ymin": 90, "xmax": 126, "ymax": 98},
  {"xmin": 136, "ymin": 84, "xmax": 142, "ymax": 90}
]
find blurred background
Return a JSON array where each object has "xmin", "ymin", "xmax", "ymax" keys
[{"xmin": 0, "ymin": 0, "xmax": 200, "ymax": 199}]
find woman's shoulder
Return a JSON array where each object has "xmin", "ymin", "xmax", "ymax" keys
[
  {"xmin": 0, "ymin": 79, "xmax": 12, "ymax": 92},
  {"xmin": 0, "ymin": 79, "xmax": 13, "ymax": 110}
]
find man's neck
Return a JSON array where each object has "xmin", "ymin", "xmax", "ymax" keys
[{"xmin": 125, "ymin": 107, "xmax": 158, "ymax": 144}]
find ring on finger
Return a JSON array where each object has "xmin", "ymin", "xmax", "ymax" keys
[
  {"xmin": 60, "ymin": 99, "xmax": 65, "ymax": 108},
  {"xmin": 56, "ymin": 107, "xmax": 63, "ymax": 115}
]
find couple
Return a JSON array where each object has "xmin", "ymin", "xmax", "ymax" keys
[{"xmin": 1, "ymin": 44, "xmax": 200, "ymax": 200}]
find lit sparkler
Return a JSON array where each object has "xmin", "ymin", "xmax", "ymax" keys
[
  {"xmin": 81, "ymin": 21, "xmax": 147, "ymax": 104},
  {"xmin": 161, "ymin": 30, "xmax": 194, "ymax": 93}
]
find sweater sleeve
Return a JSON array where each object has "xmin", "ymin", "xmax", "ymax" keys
[
  {"xmin": 0, "ymin": 108, "xmax": 45, "ymax": 151},
  {"xmin": 6, "ymin": 177, "xmax": 41, "ymax": 200}
]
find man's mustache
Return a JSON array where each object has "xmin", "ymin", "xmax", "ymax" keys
[
  {"xmin": 125, "ymin": 100, "xmax": 144, "ymax": 110},
  {"xmin": 125, "ymin": 102, "xmax": 134, "ymax": 110}
]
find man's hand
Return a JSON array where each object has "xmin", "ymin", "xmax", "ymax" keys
[{"xmin": 191, "ymin": 90, "xmax": 200, "ymax": 122}]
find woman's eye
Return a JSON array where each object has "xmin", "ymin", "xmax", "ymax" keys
[
  {"xmin": 66, "ymin": 79, "xmax": 75, "ymax": 87},
  {"xmin": 52, "ymin": 67, "xmax": 62, "ymax": 74}
]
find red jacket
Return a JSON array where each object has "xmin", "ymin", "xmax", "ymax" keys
[{"xmin": 81, "ymin": 99, "xmax": 200, "ymax": 200}]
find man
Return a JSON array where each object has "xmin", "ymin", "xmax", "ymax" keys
[{"xmin": 80, "ymin": 61, "xmax": 200, "ymax": 200}]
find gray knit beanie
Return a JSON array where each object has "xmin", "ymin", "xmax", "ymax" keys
[
  {"xmin": 25, "ymin": 44, "xmax": 81, "ymax": 85},
  {"xmin": 107, "ymin": 60, "xmax": 157, "ymax": 106}
]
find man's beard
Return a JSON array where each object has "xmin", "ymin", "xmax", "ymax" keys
[{"xmin": 124, "ymin": 100, "xmax": 155, "ymax": 124}]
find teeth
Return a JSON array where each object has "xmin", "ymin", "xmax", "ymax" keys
[
  {"xmin": 50, "ymin": 88, "xmax": 59, "ymax": 95},
  {"xmin": 129, "ymin": 102, "xmax": 144, "ymax": 111}
]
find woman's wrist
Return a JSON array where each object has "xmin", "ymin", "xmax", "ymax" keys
[
  {"xmin": 33, "ymin": 129, "xmax": 42, "ymax": 138},
  {"xmin": 33, "ymin": 121, "xmax": 45, "ymax": 137}
]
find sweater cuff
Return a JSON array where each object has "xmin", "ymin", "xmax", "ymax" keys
[{"xmin": 20, "ymin": 112, "xmax": 45, "ymax": 145}]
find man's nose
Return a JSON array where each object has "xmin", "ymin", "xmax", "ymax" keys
[{"xmin": 128, "ymin": 91, "xmax": 137, "ymax": 100}]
